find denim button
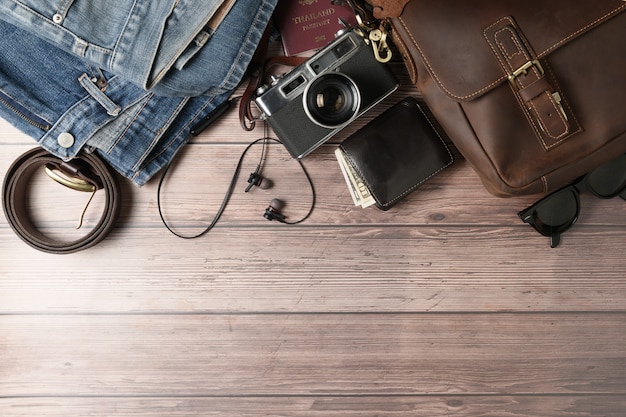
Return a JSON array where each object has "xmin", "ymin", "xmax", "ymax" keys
[
  {"xmin": 57, "ymin": 132, "xmax": 75, "ymax": 148},
  {"xmin": 52, "ymin": 14, "xmax": 63, "ymax": 24}
]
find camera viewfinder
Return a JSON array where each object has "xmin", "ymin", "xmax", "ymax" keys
[
  {"xmin": 310, "ymin": 37, "xmax": 356, "ymax": 74},
  {"xmin": 281, "ymin": 75, "xmax": 306, "ymax": 96}
]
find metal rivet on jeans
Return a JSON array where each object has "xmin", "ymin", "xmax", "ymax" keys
[
  {"xmin": 57, "ymin": 132, "xmax": 75, "ymax": 148},
  {"xmin": 52, "ymin": 14, "xmax": 63, "ymax": 24}
]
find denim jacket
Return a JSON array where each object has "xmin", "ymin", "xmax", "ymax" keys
[{"xmin": 0, "ymin": 0, "xmax": 277, "ymax": 185}]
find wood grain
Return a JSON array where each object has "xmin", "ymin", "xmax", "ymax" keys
[
  {"xmin": 2, "ymin": 314, "xmax": 625, "ymax": 396},
  {"xmin": 2, "ymin": 396, "xmax": 626, "ymax": 417},
  {"xmin": 2, "ymin": 226, "xmax": 626, "ymax": 313},
  {"xmin": 2, "ymin": 55, "xmax": 626, "ymax": 416}
]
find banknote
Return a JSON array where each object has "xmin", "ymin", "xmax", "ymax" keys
[{"xmin": 334, "ymin": 148, "xmax": 375, "ymax": 208}]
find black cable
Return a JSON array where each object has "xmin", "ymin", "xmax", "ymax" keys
[
  {"xmin": 157, "ymin": 135, "xmax": 316, "ymax": 239},
  {"xmin": 244, "ymin": 124, "xmax": 270, "ymax": 192}
]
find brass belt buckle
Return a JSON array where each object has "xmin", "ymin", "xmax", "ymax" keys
[{"xmin": 44, "ymin": 161, "xmax": 99, "ymax": 229}]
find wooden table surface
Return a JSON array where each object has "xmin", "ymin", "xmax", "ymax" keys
[{"xmin": 1, "ymin": 59, "xmax": 625, "ymax": 416}]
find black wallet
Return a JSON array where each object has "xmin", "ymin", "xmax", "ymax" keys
[{"xmin": 338, "ymin": 97, "xmax": 454, "ymax": 210}]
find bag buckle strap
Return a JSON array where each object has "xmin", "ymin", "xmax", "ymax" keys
[
  {"xmin": 484, "ymin": 16, "xmax": 576, "ymax": 149},
  {"xmin": 508, "ymin": 60, "xmax": 567, "ymax": 120},
  {"xmin": 508, "ymin": 59, "xmax": 544, "ymax": 84}
]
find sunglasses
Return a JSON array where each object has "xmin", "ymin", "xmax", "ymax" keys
[{"xmin": 518, "ymin": 154, "xmax": 626, "ymax": 248}]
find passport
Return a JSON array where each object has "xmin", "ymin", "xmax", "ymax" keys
[{"xmin": 273, "ymin": 0, "xmax": 358, "ymax": 56}]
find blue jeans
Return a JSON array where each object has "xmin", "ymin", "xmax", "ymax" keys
[{"xmin": 0, "ymin": 0, "xmax": 277, "ymax": 185}]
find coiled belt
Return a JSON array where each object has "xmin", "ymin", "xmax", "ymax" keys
[{"xmin": 2, "ymin": 148, "xmax": 121, "ymax": 254}]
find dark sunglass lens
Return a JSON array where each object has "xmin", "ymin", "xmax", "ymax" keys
[
  {"xmin": 531, "ymin": 189, "xmax": 579, "ymax": 232},
  {"xmin": 586, "ymin": 154, "xmax": 626, "ymax": 197}
]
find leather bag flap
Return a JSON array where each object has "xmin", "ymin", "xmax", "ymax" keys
[{"xmin": 397, "ymin": 0, "xmax": 626, "ymax": 102}]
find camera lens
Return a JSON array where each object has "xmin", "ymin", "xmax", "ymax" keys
[{"xmin": 303, "ymin": 73, "xmax": 361, "ymax": 128}]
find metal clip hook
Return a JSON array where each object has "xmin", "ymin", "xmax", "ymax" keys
[{"xmin": 369, "ymin": 29, "xmax": 392, "ymax": 63}]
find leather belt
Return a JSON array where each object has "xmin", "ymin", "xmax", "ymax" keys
[{"xmin": 2, "ymin": 147, "xmax": 121, "ymax": 254}]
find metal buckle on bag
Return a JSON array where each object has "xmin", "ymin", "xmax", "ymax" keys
[
  {"xmin": 508, "ymin": 59, "xmax": 544, "ymax": 85},
  {"xmin": 506, "ymin": 59, "xmax": 568, "ymax": 121}
]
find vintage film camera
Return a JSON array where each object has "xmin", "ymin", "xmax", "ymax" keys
[{"xmin": 254, "ymin": 29, "xmax": 399, "ymax": 159}]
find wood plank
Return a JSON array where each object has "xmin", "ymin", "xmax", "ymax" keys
[
  {"xmin": 1, "ymin": 314, "xmax": 625, "ymax": 396},
  {"xmin": 3, "ymin": 142, "xmax": 626, "ymax": 231},
  {"xmin": 2, "ymin": 396, "xmax": 626, "ymax": 417},
  {"xmin": 3, "ymin": 52, "xmax": 626, "ymax": 417},
  {"xmin": 2, "ymin": 226, "xmax": 626, "ymax": 313}
]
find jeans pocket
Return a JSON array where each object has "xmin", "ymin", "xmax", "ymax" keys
[
  {"xmin": 173, "ymin": 28, "xmax": 214, "ymax": 71},
  {"xmin": 63, "ymin": 0, "xmax": 136, "ymax": 48},
  {"xmin": 0, "ymin": 89, "xmax": 52, "ymax": 132}
]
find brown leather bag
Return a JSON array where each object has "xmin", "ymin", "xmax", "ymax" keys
[{"xmin": 373, "ymin": 0, "xmax": 626, "ymax": 196}]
